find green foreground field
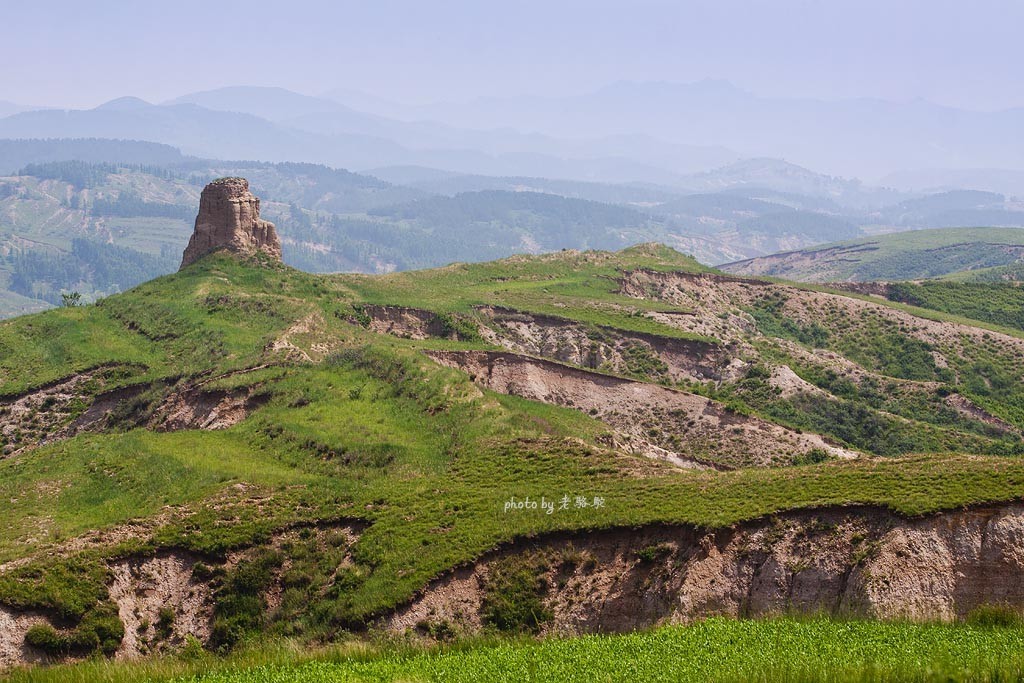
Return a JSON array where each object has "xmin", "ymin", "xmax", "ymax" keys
[{"xmin": 8, "ymin": 617, "xmax": 1024, "ymax": 683}]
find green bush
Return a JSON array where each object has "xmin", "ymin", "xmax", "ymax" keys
[
  {"xmin": 349, "ymin": 304, "xmax": 371, "ymax": 328},
  {"xmin": 480, "ymin": 556, "xmax": 552, "ymax": 633},
  {"xmin": 636, "ymin": 543, "xmax": 674, "ymax": 564},
  {"xmin": 966, "ymin": 604, "xmax": 1023, "ymax": 628},
  {"xmin": 621, "ymin": 342, "xmax": 670, "ymax": 381},
  {"xmin": 210, "ymin": 550, "xmax": 283, "ymax": 651},
  {"xmin": 792, "ymin": 448, "xmax": 832, "ymax": 466},
  {"xmin": 431, "ymin": 312, "xmax": 481, "ymax": 342},
  {"xmin": 24, "ymin": 624, "xmax": 67, "ymax": 654},
  {"xmin": 155, "ymin": 606, "xmax": 175, "ymax": 640},
  {"xmin": 23, "ymin": 603, "xmax": 124, "ymax": 656}
]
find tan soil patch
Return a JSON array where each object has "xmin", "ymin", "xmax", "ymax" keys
[
  {"xmin": 768, "ymin": 364, "xmax": 829, "ymax": 399},
  {"xmin": 945, "ymin": 393, "xmax": 1019, "ymax": 435},
  {"xmin": 0, "ymin": 608, "xmax": 50, "ymax": 669},
  {"xmin": 149, "ymin": 387, "xmax": 268, "ymax": 432},
  {"xmin": 622, "ymin": 269, "xmax": 1024, "ymax": 367},
  {"xmin": 268, "ymin": 312, "xmax": 333, "ymax": 362},
  {"xmin": 1, "ymin": 520, "xmax": 365, "ymax": 668},
  {"xmin": 362, "ymin": 305, "xmax": 458, "ymax": 341},
  {"xmin": 0, "ymin": 367, "xmax": 137, "ymax": 457},
  {"xmin": 109, "ymin": 553, "xmax": 213, "ymax": 659}
]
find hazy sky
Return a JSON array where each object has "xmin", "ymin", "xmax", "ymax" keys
[{"xmin": 4, "ymin": 0, "xmax": 1022, "ymax": 111}]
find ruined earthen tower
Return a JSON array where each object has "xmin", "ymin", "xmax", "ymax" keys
[{"xmin": 180, "ymin": 177, "xmax": 281, "ymax": 269}]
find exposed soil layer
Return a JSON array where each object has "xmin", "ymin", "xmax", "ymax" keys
[
  {"xmin": 945, "ymin": 393, "xmax": 1020, "ymax": 435},
  {"xmin": 0, "ymin": 609, "xmax": 48, "ymax": 668},
  {"xmin": 147, "ymin": 386, "xmax": 269, "ymax": 432},
  {"xmin": 0, "ymin": 552, "xmax": 212, "ymax": 669},
  {"xmin": 0, "ymin": 366, "xmax": 144, "ymax": 456},
  {"xmin": 362, "ymin": 305, "xmax": 463, "ymax": 341},
  {"xmin": 475, "ymin": 305, "xmax": 731, "ymax": 383},
  {"xmin": 620, "ymin": 269, "xmax": 1024, "ymax": 365},
  {"xmin": 57, "ymin": 381, "xmax": 263, "ymax": 438},
  {"xmin": 268, "ymin": 312, "xmax": 335, "ymax": 362},
  {"xmin": 7, "ymin": 503, "xmax": 1024, "ymax": 665},
  {"xmin": 360, "ymin": 302, "xmax": 735, "ymax": 385},
  {"xmin": 720, "ymin": 244, "xmax": 888, "ymax": 282},
  {"xmin": 2, "ymin": 369, "xmax": 273, "ymax": 457},
  {"xmin": 109, "ymin": 553, "xmax": 214, "ymax": 659},
  {"xmin": 428, "ymin": 350, "xmax": 856, "ymax": 468},
  {"xmin": 721, "ymin": 244, "xmax": 1024, "ymax": 283},
  {"xmin": 620, "ymin": 270, "xmax": 1024, "ymax": 435},
  {"xmin": 387, "ymin": 503, "xmax": 1024, "ymax": 638}
]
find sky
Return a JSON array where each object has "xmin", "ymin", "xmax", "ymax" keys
[{"xmin": 4, "ymin": 0, "xmax": 1022, "ymax": 111}]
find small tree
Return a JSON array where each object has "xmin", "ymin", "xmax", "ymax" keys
[{"xmin": 61, "ymin": 291, "xmax": 82, "ymax": 307}]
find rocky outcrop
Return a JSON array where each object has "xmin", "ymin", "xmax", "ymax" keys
[{"xmin": 180, "ymin": 177, "xmax": 281, "ymax": 269}]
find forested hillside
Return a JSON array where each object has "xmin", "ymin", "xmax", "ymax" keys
[
  {"xmin": 3, "ymin": 151, "xmax": 1024, "ymax": 318},
  {"xmin": 0, "ymin": 158, "xmax": 876, "ymax": 316}
]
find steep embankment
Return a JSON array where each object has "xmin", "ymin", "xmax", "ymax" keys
[
  {"xmin": 388, "ymin": 503, "xmax": 1024, "ymax": 637},
  {"xmin": 6, "ymin": 500, "xmax": 1024, "ymax": 668}
]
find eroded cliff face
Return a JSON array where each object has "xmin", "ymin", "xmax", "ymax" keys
[
  {"xmin": 4, "ymin": 505, "xmax": 1024, "ymax": 666},
  {"xmin": 180, "ymin": 177, "xmax": 281, "ymax": 269},
  {"xmin": 387, "ymin": 504, "xmax": 1024, "ymax": 638},
  {"xmin": 0, "ymin": 523, "xmax": 364, "ymax": 668}
]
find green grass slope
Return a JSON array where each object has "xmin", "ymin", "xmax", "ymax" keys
[{"xmin": 5, "ymin": 245, "xmax": 1024, "ymax": 663}]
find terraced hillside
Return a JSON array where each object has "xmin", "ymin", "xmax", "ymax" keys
[
  {"xmin": 722, "ymin": 227, "xmax": 1024, "ymax": 282},
  {"xmin": 6, "ymin": 243, "xmax": 1024, "ymax": 671}
]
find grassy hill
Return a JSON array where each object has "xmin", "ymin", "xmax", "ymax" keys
[
  {"xmin": 6, "ymin": 243, "xmax": 1024, "ymax": 676},
  {"xmin": 721, "ymin": 227, "xmax": 1024, "ymax": 281}
]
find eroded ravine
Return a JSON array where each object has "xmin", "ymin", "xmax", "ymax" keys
[{"xmin": 1, "ymin": 367, "xmax": 275, "ymax": 457}]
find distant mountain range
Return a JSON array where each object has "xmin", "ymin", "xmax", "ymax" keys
[
  {"xmin": 0, "ymin": 100, "xmax": 42, "ymax": 119},
  {"xmin": 2, "ymin": 83, "xmax": 1022, "ymax": 189},
  {"xmin": 0, "ymin": 138, "xmax": 185, "ymax": 174},
  {"xmin": 332, "ymin": 79, "xmax": 1024, "ymax": 181},
  {"xmin": 0, "ymin": 87, "xmax": 734, "ymax": 185},
  {"xmin": 879, "ymin": 168, "xmax": 1024, "ymax": 197}
]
